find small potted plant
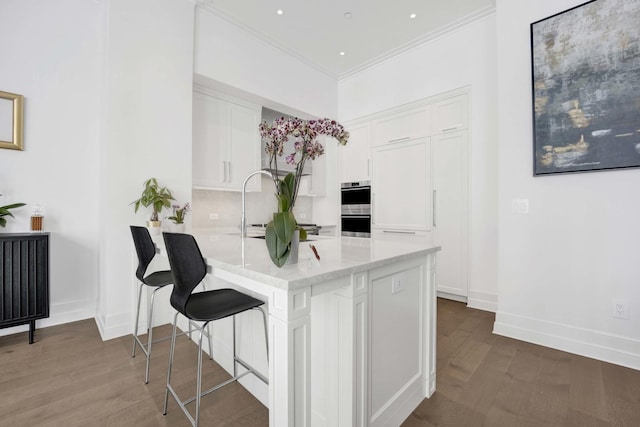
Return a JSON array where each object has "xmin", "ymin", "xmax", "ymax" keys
[
  {"xmin": 0, "ymin": 195, "xmax": 26, "ymax": 228},
  {"xmin": 167, "ymin": 203, "xmax": 190, "ymax": 233},
  {"xmin": 131, "ymin": 178, "xmax": 174, "ymax": 234}
]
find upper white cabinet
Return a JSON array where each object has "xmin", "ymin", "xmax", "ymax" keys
[
  {"xmin": 372, "ymin": 106, "xmax": 430, "ymax": 147},
  {"xmin": 340, "ymin": 121, "xmax": 371, "ymax": 183},
  {"xmin": 372, "ymin": 138, "xmax": 431, "ymax": 231},
  {"xmin": 192, "ymin": 89, "xmax": 261, "ymax": 191},
  {"xmin": 431, "ymin": 94, "xmax": 469, "ymax": 134}
]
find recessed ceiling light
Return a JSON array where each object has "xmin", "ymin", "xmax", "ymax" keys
[
  {"xmin": 344, "ymin": 12, "xmax": 352, "ymax": 19},
  {"xmin": 339, "ymin": 51, "xmax": 345, "ymax": 56},
  {"xmin": 277, "ymin": 9, "xmax": 284, "ymax": 15},
  {"xmin": 410, "ymin": 13, "xmax": 417, "ymax": 19}
]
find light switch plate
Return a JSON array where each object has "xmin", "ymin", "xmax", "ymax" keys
[{"xmin": 511, "ymin": 199, "xmax": 529, "ymax": 214}]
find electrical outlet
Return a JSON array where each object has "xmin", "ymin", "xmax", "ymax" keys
[
  {"xmin": 209, "ymin": 213, "xmax": 219, "ymax": 220},
  {"xmin": 612, "ymin": 299, "xmax": 629, "ymax": 319},
  {"xmin": 391, "ymin": 276, "xmax": 405, "ymax": 294}
]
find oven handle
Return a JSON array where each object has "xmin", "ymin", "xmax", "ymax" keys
[
  {"xmin": 341, "ymin": 186, "xmax": 371, "ymax": 192},
  {"xmin": 341, "ymin": 215, "xmax": 371, "ymax": 219}
]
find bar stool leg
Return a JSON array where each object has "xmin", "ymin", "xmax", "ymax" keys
[
  {"xmin": 144, "ymin": 286, "xmax": 162, "ymax": 384},
  {"xmin": 196, "ymin": 322, "xmax": 209, "ymax": 427},
  {"xmin": 132, "ymin": 283, "xmax": 144, "ymax": 357},
  {"xmin": 232, "ymin": 315, "xmax": 237, "ymax": 377},
  {"xmin": 255, "ymin": 306, "xmax": 269, "ymax": 363},
  {"xmin": 163, "ymin": 312, "xmax": 179, "ymax": 416}
]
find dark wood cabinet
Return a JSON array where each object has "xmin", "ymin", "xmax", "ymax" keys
[{"xmin": 0, "ymin": 232, "xmax": 49, "ymax": 343}]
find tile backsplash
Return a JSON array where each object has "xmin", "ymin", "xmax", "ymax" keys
[{"xmin": 192, "ymin": 176, "xmax": 313, "ymax": 230}]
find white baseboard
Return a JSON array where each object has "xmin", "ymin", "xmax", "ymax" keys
[
  {"xmin": 95, "ymin": 311, "xmax": 133, "ymax": 341},
  {"xmin": 467, "ymin": 290, "xmax": 497, "ymax": 312},
  {"xmin": 0, "ymin": 299, "xmax": 95, "ymax": 338},
  {"xmin": 436, "ymin": 291, "xmax": 467, "ymax": 303},
  {"xmin": 494, "ymin": 311, "xmax": 640, "ymax": 371}
]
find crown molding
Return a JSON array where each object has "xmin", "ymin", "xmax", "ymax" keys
[
  {"xmin": 339, "ymin": 4, "xmax": 496, "ymax": 79},
  {"xmin": 196, "ymin": 2, "xmax": 496, "ymax": 82}
]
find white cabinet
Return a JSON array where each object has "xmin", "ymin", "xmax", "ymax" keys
[
  {"xmin": 372, "ymin": 106, "xmax": 430, "ymax": 147},
  {"xmin": 372, "ymin": 138, "xmax": 431, "ymax": 231},
  {"xmin": 432, "ymin": 131, "xmax": 468, "ymax": 298},
  {"xmin": 298, "ymin": 135, "xmax": 327, "ymax": 197},
  {"xmin": 298, "ymin": 173, "xmax": 325, "ymax": 197},
  {"xmin": 192, "ymin": 90, "xmax": 261, "ymax": 191},
  {"xmin": 365, "ymin": 90, "xmax": 469, "ymax": 300},
  {"xmin": 431, "ymin": 94, "xmax": 469, "ymax": 134},
  {"xmin": 340, "ymin": 122, "xmax": 371, "ymax": 183}
]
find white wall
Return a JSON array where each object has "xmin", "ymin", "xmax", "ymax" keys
[
  {"xmin": 338, "ymin": 14, "xmax": 499, "ymax": 311},
  {"xmin": 0, "ymin": 0, "xmax": 104, "ymax": 336},
  {"xmin": 494, "ymin": 0, "xmax": 640, "ymax": 369},
  {"xmin": 194, "ymin": 7, "xmax": 338, "ymax": 119},
  {"xmin": 0, "ymin": 0, "xmax": 195, "ymax": 340},
  {"xmin": 96, "ymin": 0, "xmax": 195, "ymax": 339}
]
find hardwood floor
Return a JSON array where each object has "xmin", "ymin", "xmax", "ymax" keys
[
  {"xmin": 1, "ymin": 299, "xmax": 638, "ymax": 426},
  {"xmin": 403, "ymin": 299, "xmax": 640, "ymax": 427},
  {"xmin": 0, "ymin": 321, "xmax": 268, "ymax": 426}
]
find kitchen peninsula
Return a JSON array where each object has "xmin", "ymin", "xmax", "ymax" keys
[{"xmin": 160, "ymin": 232, "xmax": 439, "ymax": 427}]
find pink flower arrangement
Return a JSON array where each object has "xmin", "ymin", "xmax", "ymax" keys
[
  {"xmin": 259, "ymin": 117, "xmax": 349, "ymax": 209},
  {"xmin": 259, "ymin": 116, "xmax": 349, "ymax": 267}
]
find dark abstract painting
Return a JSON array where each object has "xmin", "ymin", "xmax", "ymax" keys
[{"xmin": 531, "ymin": 0, "xmax": 640, "ymax": 175}]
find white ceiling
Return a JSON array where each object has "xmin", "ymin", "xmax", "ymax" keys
[{"xmin": 199, "ymin": 0, "xmax": 496, "ymax": 79}]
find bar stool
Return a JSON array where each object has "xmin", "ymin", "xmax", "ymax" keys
[
  {"xmin": 130, "ymin": 226, "xmax": 214, "ymax": 384},
  {"xmin": 130, "ymin": 225, "xmax": 175, "ymax": 384},
  {"xmin": 162, "ymin": 232, "xmax": 269, "ymax": 427}
]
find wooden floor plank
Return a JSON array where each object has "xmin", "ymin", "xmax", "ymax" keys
[{"xmin": 2, "ymin": 300, "xmax": 639, "ymax": 427}]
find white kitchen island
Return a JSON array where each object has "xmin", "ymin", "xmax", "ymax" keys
[{"xmin": 161, "ymin": 232, "xmax": 439, "ymax": 427}]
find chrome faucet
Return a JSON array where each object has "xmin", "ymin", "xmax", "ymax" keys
[{"xmin": 241, "ymin": 169, "xmax": 274, "ymax": 238}]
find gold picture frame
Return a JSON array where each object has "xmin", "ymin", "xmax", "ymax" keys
[{"xmin": 0, "ymin": 90, "xmax": 24, "ymax": 150}]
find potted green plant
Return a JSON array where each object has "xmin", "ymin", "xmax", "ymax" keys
[
  {"xmin": 0, "ymin": 195, "xmax": 26, "ymax": 228},
  {"xmin": 131, "ymin": 178, "xmax": 174, "ymax": 234},
  {"xmin": 166, "ymin": 202, "xmax": 190, "ymax": 232}
]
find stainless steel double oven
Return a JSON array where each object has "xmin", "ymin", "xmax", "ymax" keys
[{"xmin": 341, "ymin": 181, "xmax": 371, "ymax": 237}]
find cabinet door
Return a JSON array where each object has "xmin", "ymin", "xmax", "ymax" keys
[
  {"xmin": 372, "ymin": 138, "xmax": 430, "ymax": 230},
  {"xmin": 372, "ymin": 107, "xmax": 430, "ymax": 147},
  {"xmin": 228, "ymin": 101, "xmax": 261, "ymax": 191},
  {"xmin": 432, "ymin": 131, "xmax": 468, "ymax": 297},
  {"xmin": 192, "ymin": 91, "xmax": 226, "ymax": 188},
  {"xmin": 341, "ymin": 122, "xmax": 371, "ymax": 183},
  {"xmin": 432, "ymin": 94, "xmax": 469, "ymax": 134}
]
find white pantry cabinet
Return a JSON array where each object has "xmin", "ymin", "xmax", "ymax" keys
[
  {"xmin": 372, "ymin": 106, "xmax": 430, "ymax": 147},
  {"xmin": 340, "ymin": 121, "xmax": 371, "ymax": 183},
  {"xmin": 371, "ymin": 228, "xmax": 431, "ymax": 245},
  {"xmin": 431, "ymin": 94, "xmax": 469, "ymax": 134},
  {"xmin": 431, "ymin": 130, "xmax": 469, "ymax": 298},
  {"xmin": 372, "ymin": 138, "xmax": 431, "ymax": 231},
  {"xmin": 364, "ymin": 90, "xmax": 469, "ymax": 299},
  {"xmin": 192, "ymin": 89, "xmax": 261, "ymax": 191}
]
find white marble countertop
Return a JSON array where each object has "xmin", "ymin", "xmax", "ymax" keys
[{"xmin": 156, "ymin": 230, "xmax": 440, "ymax": 291}]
